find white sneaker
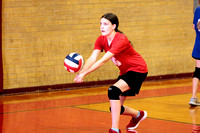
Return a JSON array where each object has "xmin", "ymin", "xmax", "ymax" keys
[{"xmin": 189, "ymin": 98, "xmax": 200, "ymax": 106}]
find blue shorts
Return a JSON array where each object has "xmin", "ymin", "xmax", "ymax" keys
[{"xmin": 117, "ymin": 71, "xmax": 147, "ymax": 96}]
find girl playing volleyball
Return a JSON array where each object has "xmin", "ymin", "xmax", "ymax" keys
[{"xmin": 74, "ymin": 13, "xmax": 148, "ymax": 133}]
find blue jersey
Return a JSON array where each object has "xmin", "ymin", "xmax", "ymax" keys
[{"xmin": 192, "ymin": 7, "xmax": 200, "ymax": 59}]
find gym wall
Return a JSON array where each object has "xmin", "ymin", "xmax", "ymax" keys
[{"xmin": 2, "ymin": 0, "xmax": 195, "ymax": 90}]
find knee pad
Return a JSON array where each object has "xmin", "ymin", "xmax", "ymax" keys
[
  {"xmin": 109, "ymin": 106, "xmax": 125, "ymax": 115},
  {"xmin": 108, "ymin": 86, "xmax": 122, "ymax": 100},
  {"xmin": 193, "ymin": 67, "xmax": 200, "ymax": 80}
]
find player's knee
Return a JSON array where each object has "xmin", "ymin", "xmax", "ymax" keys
[
  {"xmin": 109, "ymin": 106, "xmax": 125, "ymax": 115},
  {"xmin": 108, "ymin": 86, "xmax": 122, "ymax": 100},
  {"xmin": 193, "ymin": 67, "xmax": 200, "ymax": 80}
]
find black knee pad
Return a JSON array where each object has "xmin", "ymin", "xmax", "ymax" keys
[
  {"xmin": 109, "ymin": 106, "xmax": 125, "ymax": 115},
  {"xmin": 193, "ymin": 67, "xmax": 200, "ymax": 80},
  {"xmin": 108, "ymin": 86, "xmax": 122, "ymax": 100}
]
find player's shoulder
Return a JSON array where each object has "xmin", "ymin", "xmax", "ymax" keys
[
  {"xmin": 116, "ymin": 32, "xmax": 126, "ymax": 38},
  {"xmin": 196, "ymin": 6, "xmax": 200, "ymax": 10},
  {"xmin": 195, "ymin": 6, "xmax": 200, "ymax": 13},
  {"xmin": 115, "ymin": 32, "xmax": 129, "ymax": 42}
]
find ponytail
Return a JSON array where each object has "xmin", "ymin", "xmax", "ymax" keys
[{"xmin": 115, "ymin": 29, "xmax": 124, "ymax": 34}]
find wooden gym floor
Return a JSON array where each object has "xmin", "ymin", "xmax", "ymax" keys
[{"xmin": 0, "ymin": 78, "xmax": 199, "ymax": 133}]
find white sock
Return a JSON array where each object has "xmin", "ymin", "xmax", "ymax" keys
[
  {"xmin": 111, "ymin": 128, "xmax": 119, "ymax": 133},
  {"xmin": 135, "ymin": 111, "xmax": 140, "ymax": 118}
]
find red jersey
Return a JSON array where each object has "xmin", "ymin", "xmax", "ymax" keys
[{"xmin": 94, "ymin": 32, "xmax": 148, "ymax": 75}]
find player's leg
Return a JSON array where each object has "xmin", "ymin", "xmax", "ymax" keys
[
  {"xmin": 192, "ymin": 78, "xmax": 199, "ymax": 99},
  {"xmin": 108, "ymin": 79, "xmax": 129, "ymax": 133},
  {"xmin": 119, "ymin": 96, "xmax": 147, "ymax": 130},
  {"xmin": 190, "ymin": 60, "xmax": 200, "ymax": 106},
  {"xmin": 117, "ymin": 71, "xmax": 147, "ymax": 130},
  {"xmin": 108, "ymin": 79, "xmax": 146, "ymax": 132},
  {"xmin": 119, "ymin": 96, "xmax": 138, "ymax": 117},
  {"xmin": 108, "ymin": 72, "xmax": 147, "ymax": 132}
]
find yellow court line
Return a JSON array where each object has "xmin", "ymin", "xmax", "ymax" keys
[{"xmin": 75, "ymin": 93, "xmax": 200, "ymax": 125}]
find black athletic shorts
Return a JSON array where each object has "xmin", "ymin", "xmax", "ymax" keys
[{"xmin": 117, "ymin": 71, "xmax": 148, "ymax": 96}]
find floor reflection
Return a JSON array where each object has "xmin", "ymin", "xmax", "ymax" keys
[
  {"xmin": 126, "ymin": 129, "xmax": 138, "ymax": 133},
  {"xmin": 189, "ymin": 106, "xmax": 200, "ymax": 133}
]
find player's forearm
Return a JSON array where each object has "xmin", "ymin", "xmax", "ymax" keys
[
  {"xmin": 79, "ymin": 57, "xmax": 96, "ymax": 74},
  {"xmin": 81, "ymin": 58, "xmax": 107, "ymax": 76}
]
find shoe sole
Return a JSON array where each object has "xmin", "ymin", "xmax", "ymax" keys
[
  {"xmin": 127, "ymin": 111, "xmax": 147, "ymax": 130},
  {"xmin": 189, "ymin": 102, "xmax": 200, "ymax": 106}
]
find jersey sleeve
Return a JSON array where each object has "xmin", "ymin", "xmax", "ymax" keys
[{"xmin": 194, "ymin": 7, "xmax": 200, "ymax": 26}]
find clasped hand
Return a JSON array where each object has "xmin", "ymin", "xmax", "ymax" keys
[{"xmin": 74, "ymin": 73, "xmax": 85, "ymax": 83}]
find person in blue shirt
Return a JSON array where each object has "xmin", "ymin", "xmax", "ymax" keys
[{"xmin": 189, "ymin": 6, "xmax": 200, "ymax": 106}]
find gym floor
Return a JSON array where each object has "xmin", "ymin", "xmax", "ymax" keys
[{"xmin": 0, "ymin": 78, "xmax": 199, "ymax": 133}]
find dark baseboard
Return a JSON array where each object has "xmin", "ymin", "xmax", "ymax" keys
[
  {"xmin": 145, "ymin": 72, "xmax": 193, "ymax": 81},
  {"xmin": 1, "ymin": 72, "xmax": 193, "ymax": 95}
]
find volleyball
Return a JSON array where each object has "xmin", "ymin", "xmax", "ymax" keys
[{"xmin": 64, "ymin": 53, "xmax": 84, "ymax": 73}]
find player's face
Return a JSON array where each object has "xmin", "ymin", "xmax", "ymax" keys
[{"xmin": 100, "ymin": 18, "xmax": 116, "ymax": 37}]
